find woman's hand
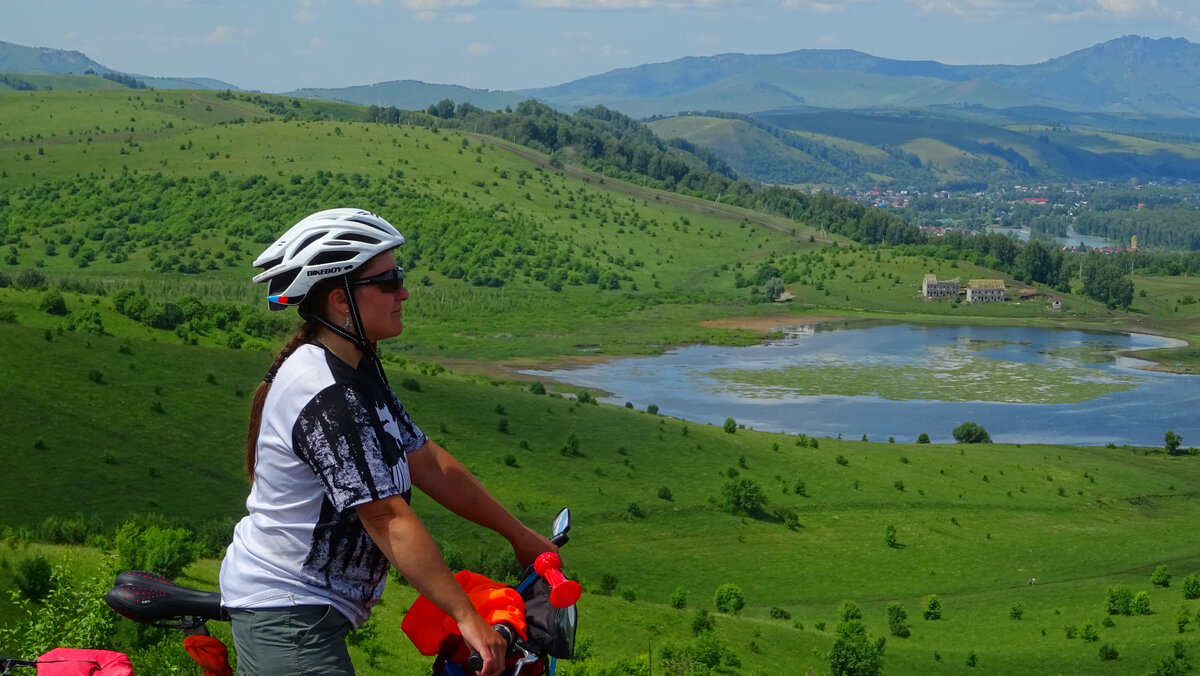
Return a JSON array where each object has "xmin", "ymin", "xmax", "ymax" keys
[{"xmin": 457, "ymin": 613, "xmax": 507, "ymax": 676}]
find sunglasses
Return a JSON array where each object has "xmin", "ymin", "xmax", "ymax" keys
[{"xmin": 351, "ymin": 266, "xmax": 405, "ymax": 294}]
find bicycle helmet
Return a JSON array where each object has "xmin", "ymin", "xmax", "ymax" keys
[{"xmin": 252, "ymin": 208, "xmax": 406, "ymax": 310}]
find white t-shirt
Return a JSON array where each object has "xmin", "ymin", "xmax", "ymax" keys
[{"xmin": 220, "ymin": 343, "xmax": 427, "ymax": 627}]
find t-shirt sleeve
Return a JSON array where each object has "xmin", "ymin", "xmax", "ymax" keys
[{"xmin": 292, "ymin": 384, "xmax": 406, "ymax": 511}]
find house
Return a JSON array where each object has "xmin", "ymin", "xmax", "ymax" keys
[
  {"xmin": 1051, "ymin": 297, "xmax": 1062, "ymax": 312},
  {"xmin": 922, "ymin": 274, "xmax": 960, "ymax": 300},
  {"xmin": 966, "ymin": 279, "xmax": 1006, "ymax": 303}
]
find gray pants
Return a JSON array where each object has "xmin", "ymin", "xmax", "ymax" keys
[{"xmin": 228, "ymin": 605, "xmax": 354, "ymax": 675}]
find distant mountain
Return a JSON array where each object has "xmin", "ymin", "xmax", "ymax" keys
[
  {"xmin": 0, "ymin": 41, "xmax": 107, "ymax": 76},
  {"xmin": 0, "ymin": 40, "xmax": 238, "ymax": 91},
  {"xmin": 282, "ymin": 80, "xmax": 526, "ymax": 112},
  {"xmin": 519, "ymin": 36, "xmax": 1200, "ymax": 118}
]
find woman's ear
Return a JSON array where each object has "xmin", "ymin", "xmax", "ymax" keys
[{"xmin": 326, "ymin": 285, "xmax": 350, "ymax": 315}]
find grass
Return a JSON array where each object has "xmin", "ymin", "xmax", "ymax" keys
[
  {"xmin": 2, "ymin": 88, "xmax": 1200, "ymax": 674},
  {"xmin": 3, "ymin": 324, "xmax": 1200, "ymax": 673}
]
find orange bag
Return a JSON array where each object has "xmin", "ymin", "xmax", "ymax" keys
[
  {"xmin": 183, "ymin": 635, "xmax": 233, "ymax": 676},
  {"xmin": 402, "ymin": 570, "xmax": 528, "ymax": 656}
]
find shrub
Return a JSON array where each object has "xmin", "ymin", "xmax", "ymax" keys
[
  {"xmin": 885, "ymin": 524, "xmax": 897, "ymax": 548},
  {"xmin": 719, "ymin": 477, "xmax": 766, "ymax": 516},
  {"xmin": 1010, "ymin": 602, "xmax": 1025, "ymax": 620},
  {"xmin": 600, "ymin": 573, "xmax": 618, "ymax": 595},
  {"xmin": 527, "ymin": 381, "xmax": 545, "ymax": 395},
  {"xmin": 714, "ymin": 583, "xmax": 745, "ymax": 615},
  {"xmin": 15, "ymin": 555, "xmax": 54, "ymax": 602},
  {"xmin": 37, "ymin": 289, "xmax": 68, "ymax": 315},
  {"xmin": 1182, "ymin": 574, "xmax": 1200, "ymax": 600},
  {"xmin": 626, "ymin": 502, "xmax": 645, "ymax": 519},
  {"xmin": 1105, "ymin": 585, "xmax": 1133, "ymax": 615},
  {"xmin": 769, "ymin": 606, "xmax": 791, "ymax": 620},
  {"xmin": 670, "ymin": 587, "xmax": 688, "ymax": 610},
  {"xmin": 657, "ymin": 486, "xmax": 673, "ymax": 501},
  {"xmin": 400, "ymin": 378, "xmax": 421, "ymax": 391},
  {"xmin": 1153, "ymin": 565, "xmax": 1173, "ymax": 588},
  {"xmin": 835, "ymin": 454, "xmax": 849, "ymax": 466},
  {"xmin": 1099, "ymin": 643, "xmax": 1119, "ymax": 660},
  {"xmin": 952, "ymin": 421, "xmax": 991, "ymax": 443},
  {"xmin": 113, "ymin": 522, "xmax": 199, "ymax": 581},
  {"xmin": 1081, "ymin": 623, "xmax": 1099, "ymax": 642},
  {"xmin": 646, "ymin": 403, "xmax": 658, "ymax": 414},
  {"xmin": 923, "ymin": 594, "xmax": 942, "ymax": 620},
  {"xmin": 691, "ymin": 608, "xmax": 714, "ymax": 634},
  {"xmin": 1132, "ymin": 591, "xmax": 1151, "ymax": 615},
  {"xmin": 503, "ymin": 453, "xmax": 518, "ymax": 467},
  {"xmin": 886, "ymin": 602, "xmax": 910, "ymax": 638},
  {"xmin": 916, "ymin": 432, "xmax": 930, "ymax": 443},
  {"xmin": 723, "ymin": 417, "xmax": 737, "ymax": 434}
]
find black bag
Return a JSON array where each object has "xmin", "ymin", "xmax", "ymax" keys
[{"xmin": 519, "ymin": 575, "xmax": 577, "ymax": 659}]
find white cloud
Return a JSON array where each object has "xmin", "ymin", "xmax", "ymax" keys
[
  {"xmin": 779, "ymin": 0, "xmax": 873, "ymax": 11},
  {"xmin": 206, "ymin": 26, "xmax": 239, "ymax": 43},
  {"xmin": 415, "ymin": 10, "xmax": 438, "ymax": 20},
  {"xmin": 294, "ymin": 9, "xmax": 317, "ymax": 22},
  {"xmin": 694, "ymin": 34, "xmax": 721, "ymax": 45},
  {"xmin": 401, "ymin": 0, "xmax": 479, "ymax": 9},
  {"xmin": 453, "ymin": 12, "xmax": 477, "ymax": 21},
  {"xmin": 309, "ymin": 36, "xmax": 326, "ymax": 49},
  {"xmin": 905, "ymin": 0, "xmax": 1178, "ymax": 21},
  {"xmin": 467, "ymin": 42, "xmax": 493, "ymax": 56}
]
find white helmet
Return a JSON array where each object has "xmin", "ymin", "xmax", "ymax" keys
[{"xmin": 252, "ymin": 208, "xmax": 406, "ymax": 310}]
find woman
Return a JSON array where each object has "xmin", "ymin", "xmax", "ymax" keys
[{"xmin": 219, "ymin": 208, "xmax": 553, "ymax": 676}]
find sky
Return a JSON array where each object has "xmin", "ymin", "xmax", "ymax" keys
[{"xmin": 4, "ymin": 0, "xmax": 1199, "ymax": 93}]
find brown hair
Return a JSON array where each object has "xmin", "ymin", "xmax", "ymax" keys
[{"xmin": 243, "ymin": 277, "xmax": 341, "ymax": 480}]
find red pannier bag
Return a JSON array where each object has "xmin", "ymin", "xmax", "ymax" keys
[{"xmin": 35, "ymin": 648, "xmax": 134, "ymax": 676}]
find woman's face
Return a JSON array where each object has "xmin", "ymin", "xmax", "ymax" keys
[{"xmin": 349, "ymin": 251, "xmax": 409, "ymax": 342}]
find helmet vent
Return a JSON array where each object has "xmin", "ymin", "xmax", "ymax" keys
[{"xmin": 310, "ymin": 251, "xmax": 356, "ymax": 266}]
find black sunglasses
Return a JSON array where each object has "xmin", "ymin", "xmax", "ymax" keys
[{"xmin": 351, "ymin": 267, "xmax": 405, "ymax": 294}]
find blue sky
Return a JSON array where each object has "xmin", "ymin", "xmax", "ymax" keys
[{"xmin": 4, "ymin": 0, "xmax": 1198, "ymax": 93}]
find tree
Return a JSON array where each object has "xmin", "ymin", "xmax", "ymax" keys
[
  {"xmin": 37, "ymin": 289, "xmax": 67, "ymax": 316},
  {"xmin": 884, "ymin": 524, "xmax": 897, "ymax": 548},
  {"xmin": 952, "ymin": 421, "xmax": 991, "ymax": 444},
  {"xmin": 923, "ymin": 594, "xmax": 943, "ymax": 620},
  {"xmin": 719, "ymin": 477, "xmax": 766, "ymax": 516},
  {"xmin": 723, "ymin": 417, "xmax": 737, "ymax": 434},
  {"xmin": 1105, "ymin": 585, "xmax": 1133, "ymax": 615},
  {"xmin": 886, "ymin": 602, "xmax": 910, "ymax": 638},
  {"xmin": 1132, "ymin": 590, "xmax": 1152, "ymax": 615},
  {"xmin": 1182, "ymin": 574, "xmax": 1200, "ymax": 600},
  {"xmin": 1165, "ymin": 430, "xmax": 1184, "ymax": 456},
  {"xmin": 828, "ymin": 601, "xmax": 885, "ymax": 676},
  {"xmin": 916, "ymin": 433, "xmax": 930, "ymax": 444},
  {"xmin": 714, "ymin": 583, "xmax": 745, "ymax": 615},
  {"xmin": 1153, "ymin": 565, "xmax": 1173, "ymax": 588}
]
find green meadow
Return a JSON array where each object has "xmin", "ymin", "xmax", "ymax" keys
[{"xmin": 2, "ymin": 86, "xmax": 1199, "ymax": 674}]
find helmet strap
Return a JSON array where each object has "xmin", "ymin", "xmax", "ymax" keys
[{"xmin": 339, "ymin": 276, "xmax": 391, "ymax": 388}]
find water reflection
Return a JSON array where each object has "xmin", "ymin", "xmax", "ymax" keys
[{"xmin": 523, "ymin": 323, "xmax": 1196, "ymax": 446}]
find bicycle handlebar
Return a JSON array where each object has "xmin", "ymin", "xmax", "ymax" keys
[
  {"xmin": 533, "ymin": 552, "xmax": 581, "ymax": 609},
  {"xmin": 465, "ymin": 624, "xmax": 517, "ymax": 673}
]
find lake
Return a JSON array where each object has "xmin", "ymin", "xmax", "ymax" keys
[{"xmin": 523, "ymin": 322, "xmax": 1197, "ymax": 446}]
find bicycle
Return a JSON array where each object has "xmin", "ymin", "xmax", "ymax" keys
[{"xmin": 102, "ymin": 508, "xmax": 579, "ymax": 676}]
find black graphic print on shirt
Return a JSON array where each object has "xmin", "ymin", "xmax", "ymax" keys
[{"xmin": 293, "ymin": 383, "xmax": 420, "ymax": 602}]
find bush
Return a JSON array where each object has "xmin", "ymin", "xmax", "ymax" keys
[
  {"xmin": 887, "ymin": 602, "xmax": 910, "ymax": 638},
  {"xmin": 37, "ymin": 289, "xmax": 68, "ymax": 315},
  {"xmin": 952, "ymin": 421, "xmax": 991, "ymax": 443},
  {"xmin": 15, "ymin": 555, "xmax": 54, "ymax": 602},
  {"xmin": 670, "ymin": 587, "xmax": 688, "ymax": 610},
  {"xmin": 719, "ymin": 477, "xmax": 766, "ymax": 516},
  {"xmin": 769, "ymin": 606, "xmax": 791, "ymax": 620},
  {"xmin": 1182, "ymin": 574, "xmax": 1200, "ymax": 600},
  {"xmin": 1153, "ymin": 565, "xmax": 1173, "ymax": 587},
  {"xmin": 714, "ymin": 583, "xmax": 745, "ymax": 615},
  {"xmin": 657, "ymin": 486, "xmax": 673, "ymax": 501},
  {"xmin": 723, "ymin": 417, "xmax": 737, "ymax": 434},
  {"xmin": 1105, "ymin": 585, "xmax": 1133, "ymax": 615},
  {"xmin": 923, "ymin": 594, "xmax": 942, "ymax": 620},
  {"xmin": 113, "ymin": 522, "xmax": 200, "ymax": 581},
  {"xmin": 1099, "ymin": 643, "xmax": 1119, "ymax": 661},
  {"xmin": 1010, "ymin": 602, "xmax": 1025, "ymax": 620},
  {"xmin": 885, "ymin": 524, "xmax": 897, "ymax": 547},
  {"xmin": 691, "ymin": 608, "xmax": 714, "ymax": 635},
  {"xmin": 916, "ymin": 432, "xmax": 931, "ymax": 443},
  {"xmin": 1132, "ymin": 590, "xmax": 1152, "ymax": 615},
  {"xmin": 527, "ymin": 381, "xmax": 545, "ymax": 395}
]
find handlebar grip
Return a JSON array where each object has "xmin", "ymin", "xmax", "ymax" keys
[
  {"xmin": 465, "ymin": 624, "xmax": 515, "ymax": 673},
  {"xmin": 533, "ymin": 551, "xmax": 582, "ymax": 608}
]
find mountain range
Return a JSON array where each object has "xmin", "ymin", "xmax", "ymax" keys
[{"xmin": 4, "ymin": 35, "xmax": 1199, "ymax": 119}]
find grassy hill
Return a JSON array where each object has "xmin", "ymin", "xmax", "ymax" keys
[
  {"xmin": 3, "ymin": 323, "xmax": 1200, "ymax": 674},
  {"xmin": 2, "ymin": 87, "xmax": 1200, "ymax": 674}
]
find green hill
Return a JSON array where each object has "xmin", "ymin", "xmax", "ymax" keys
[
  {"xmin": 3, "ymin": 323, "xmax": 1200, "ymax": 674},
  {"xmin": 2, "ymin": 87, "xmax": 1200, "ymax": 675}
]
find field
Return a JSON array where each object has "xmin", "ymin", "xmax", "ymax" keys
[
  {"xmin": 2, "ymin": 324, "xmax": 1200, "ymax": 674},
  {"xmin": 2, "ymin": 87, "xmax": 1199, "ymax": 675}
]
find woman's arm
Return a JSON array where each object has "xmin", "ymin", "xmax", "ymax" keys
[
  {"xmin": 356, "ymin": 496, "xmax": 506, "ymax": 676},
  {"xmin": 408, "ymin": 439, "xmax": 556, "ymax": 568}
]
